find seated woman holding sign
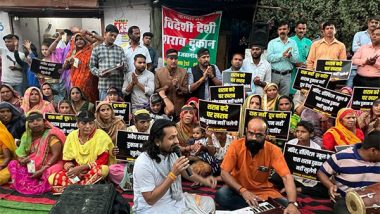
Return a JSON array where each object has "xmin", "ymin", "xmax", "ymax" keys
[
  {"xmin": 261, "ymin": 83, "xmax": 280, "ymax": 111},
  {"xmin": 322, "ymin": 108, "xmax": 364, "ymax": 151},
  {"xmin": 21, "ymin": 87, "xmax": 56, "ymax": 114},
  {"xmin": 49, "ymin": 110, "xmax": 115, "ymax": 194},
  {"xmin": 358, "ymin": 98, "xmax": 380, "ymax": 134},
  {"xmin": 95, "ymin": 101, "xmax": 126, "ymax": 143},
  {"xmin": 238, "ymin": 94, "xmax": 262, "ymax": 137}
]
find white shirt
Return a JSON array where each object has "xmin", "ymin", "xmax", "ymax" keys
[
  {"xmin": 0, "ymin": 47, "xmax": 25, "ymax": 84},
  {"xmin": 133, "ymin": 152, "xmax": 185, "ymax": 214},
  {"xmin": 123, "ymin": 44, "xmax": 152, "ymax": 73},
  {"xmin": 122, "ymin": 69, "xmax": 155, "ymax": 109},
  {"xmin": 286, "ymin": 138, "xmax": 321, "ymax": 150},
  {"xmin": 212, "ymin": 134, "xmax": 234, "ymax": 161},
  {"xmin": 241, "ymin": 56, "xmax": 271, "ymax": 96}
]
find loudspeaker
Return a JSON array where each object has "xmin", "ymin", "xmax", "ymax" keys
[{"xmin": 249, "ymin": 22, "xmax": 270, "ymax": 48}]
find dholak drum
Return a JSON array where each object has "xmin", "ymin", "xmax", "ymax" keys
[{"xmin": 346, "ymin": 183, "xmax": 380, "ymax": 214}]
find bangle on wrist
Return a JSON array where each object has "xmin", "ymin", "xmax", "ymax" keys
[
  {"xmin": 239, "ymin": 186, "xmax": 247, "ymax": 195},
  {"xmin": 168, "ymin": 171, "xmax": 177, "ymax": 181}
]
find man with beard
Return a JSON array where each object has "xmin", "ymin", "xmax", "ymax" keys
[
  {"xmin": 267, "ymin": 21, "xmax": 299, "ymax": 96},
  {"xmin": 242, "ymin": 43, "xmax": 271, "ymax": 96},
  {"xmin": 123, "ymin": 54, "xmax": 155, "ymax": 113},
  {"xmin": 289, "ymin": 21, "xmax": 312, "ymax": 95},
  {"xmin": 188, "ymin": 48, "xmax": 222, "ymax": 100},
  {"xmin": 223, "ymin": 53, "xmax": 244, "ymax": 72},
  {"xmin": 124, "ymin": 26, "xmax": 152, "ymax": 73},
  {"xmin": 306, "ymin": 22, "xmax": 346, "ymax": 71},
  {"xmin": 215, "ymin": 117, "xmax": 300, "ymax": 214},
  {"xmin": 155, "ymin": 49, "xmax": 188, "ymax": 118},
  {"xmin": 132, "ymin": 119, "xmax": 217, "ymax": 213}
]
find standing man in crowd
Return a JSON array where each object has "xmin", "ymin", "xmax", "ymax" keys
[
  {"xmin": 223, "ymin": 53, "xmax": 244, "ymax": 72},
  {"xmin": 215, "ymin": 117, "xmax": 300, "ymax": 214},
  {"xmin": 242, "ymin": 43, "xmax": 271, "ymax": 96},
  {"xmin": 143, "ymin": 32, "xmax": 159, "ymax": 73},
  {"xmin": 267, "ymin": 21, "xmax": 299, "ymax": 96},
  {"xmin": 352, "ymin": 27, "xmax": 380, "ymax": 87},
  {"xmin": 188, "ymin": 48, "xmax": 222, "ymax": 100},
  {"xmin": 348, "ymin": 16, "xmax": 380, "ymax": 87},
  {"xmin": 123, "ymin": 54, "xmax": 155, "ymax": 113},
  {"xmin": 133, "ymin": 119, "xmax": 217, "ymax": 213},
  {"xmin": 290, "ymin": 21, "xmax": 312, "ymax": 95},
  {"xmin": 0, "ymin": 34, "xmax": 25, "ymax": 95},
  {"xmin": 124, "ymin": 26, "xmax": 152, "ymax": 73},
  {"xmin": 306, "ymin": 22, "xmax": 347, "ymax": 70},
  {"xmin": 155, "ymin": 49, "xmax": 188, "ymax": 118},
  {"xmin": 317, "ymin": 131, "xmax": 380, "ymax": 213},
  {"xmin": 90, "ymin": 24, "xmax": 127, "ymax": 100}
]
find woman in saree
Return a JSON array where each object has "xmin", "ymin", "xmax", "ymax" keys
[
  {"xmin": 0, "ymin": 121, "xmax": 16, "ymax": 185},
  {"xmin": 57, "ymin": 100, "xmax": 76, "ymax": 115},
  {"xmin": 0, "ymin": 102, "xmax": 26, "ymax": 139},
  {"xmin": 261, "ymin": 83, "xmax": 280, "ymax": 111},
  {"xmin": 21, "ymin": 87, "xmax": 56, "ymax": 114},
  {"xmin": 49, "ymin": 110, "xmax": 115, "ymax": 194},
  {"xmin": 358, "ymin": 98, "xmax": 380, "ymax": 134},
  {"xmin": 176, "ymin": 105, "xmax": 197, "ymax": 153},
  {"xmin": 322, "ymin": 108, "xmax": 365, "ymax": 151},
  {"xmin": 63, "ymin": 32, "xmax": 102, "ymax": 103},
  {"xmin": 238, "ymin": 94, "xmax": 262, "ymax": 137},
  {"xmin": 95, "ymin": 101, "xmax": 126, "ymax": 143},
  {"xmin": 8, "ymin": 111, "xmax": 65, "ymax": 194},
  {"xmin": 68, "ymin": 86, "xmax": 95, "ymax": 113},
  {"xmin": 0, "ymin": 84, "xmax": 22, "ymax": 110}
]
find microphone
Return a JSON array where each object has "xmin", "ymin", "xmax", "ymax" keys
[{"xmin": 173, "ymin": 146, "xmax": 192, "ymax": 176}]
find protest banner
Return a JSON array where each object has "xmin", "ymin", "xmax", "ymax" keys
[
  {"xmin": 114, "ymin": 19, "xmax": 129, "ymax": 45},
  {"xmin": 316, "ymin": 59, "xmax": 352, "ymax": 81},
  {"xmin": 304, "ymin": 85, "xmax": 351, "ymax": 118},
  {"xmin": 31, "ymin": 58, "xmax": 62, "ymax": 79},
  {"xmin": 292, "ymin": 68, "xmax": 331, "ymax": 90},
  {"xmin": 198, "ymin": 100, "xmax": 241, "ymax": 132},
  {"xmin": 284, "ymin": 144, "xmax": 334, "ymax": 180},
  {"xmin": 45, "ymin": 113, "xmax": 77, "ymax": 135},
  {"xmin": 209, "ymin": 85, "xmax": 245, "ymax": 104},
  {"xmin": 116, "ymin": 130, "xmax": 149, "ymax": 161},
  {"xmin": 162, "ymin": 7, "xmax": 222, "ymax": 69},
  {"xmin": 245, "ymin": 109, "xmax": 291, "ymax": 141},
  {"xmin": 351, "ymin": 87, "xmax": 380, "ymax": 110},
  {"xmin": 222, "ymin": 71, "xmax": 253, "ymax": 91},
  {"xmin": 96, "ymin": 101, "xmax": 131, "ymax": 125}
]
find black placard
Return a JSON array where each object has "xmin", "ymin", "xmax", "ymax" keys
[
  {"xmin": 45, "ymin": 113, "xmax": 77, "ymax": 135},
  {"xmin": 222, "ymin": 71, "xmax": 253, "ymax": 91},
  {"xmin": 284, "ymin": 144, "xmax": 334, "ymax": 180},
  {"xmin": 116, "ymin": 130, "xmax": 149, "ymax": 160},
  {"xmin": 316, "ymin": 59, "xmax": 352, "ymax": 81},
  {"xmin": 209, "ymin": 85, "xmax": 245, "ymax": 104},
  {"xmin": 96, "ymin": 101, "xmax": 131, "ymax": 125},
  {"xmin": 244, "ymin": 109, "xmax": 291, "ymax": 141},
  {"xmin": 351, "ymin": 87, "xmax": 380, "ymax": 110},
  {"xmin": 30, "ymin": 58, "xmax": 62, "ymax": 79},
  {"xmin": 304, "ymin": 85, "xmax": 351, "ymax": 118},
  {"xmin": 198, "ymin": 100, "xmax": 241, "ymax": 132},
  {"xmin": 292, "ymin": 68, "xmax": 331, "ymax": 90}
]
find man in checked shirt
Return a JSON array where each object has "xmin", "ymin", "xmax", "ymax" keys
[{"xmin": 90, "ymin": 24, "xmax": 128, "ymax": 100}]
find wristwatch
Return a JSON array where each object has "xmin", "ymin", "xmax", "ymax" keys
[{"xmin": 287, "ymin": 201, "xmax": 299, "ymax": 207}]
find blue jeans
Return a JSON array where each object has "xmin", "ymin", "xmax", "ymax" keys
[
  {"xmin": 215, "ymin": 185, "xmax": 288, "ymax": 210},
  {"xmin": 346, "ymin": 68, "xmax": 357, "ymax": 88}
]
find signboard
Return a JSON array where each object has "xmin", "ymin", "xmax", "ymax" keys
[
  {"xmin": 284, "ymin": 144, "xmax": 334, "ymax": 180},
  {"xmin": 351, "ymin": 87, "xmax": 380, "ymax": 111},
  {"xmin": 209, "ymin": 85, "xmax": 245, "ymax": 104},
  {"xmin": 96, "ymin": 101, "xmax": 131, "ymax": 125},
  {"xmin": 222, "ymin": 71, "xmax": 253, "ymax": 91},
  {"xmin": 198, "ymin": 100, "xmax": 241, "ymax": 132},
  {"xmin": 316, "ymin": 59, "xmax": 352, "ymax": 81},
  {"xmin": 45, "ymin": 113, "xmax": 77, "ymax": 135},
  {"xmin": 244, "ymin": 109, "xmax": 291, "ymax": 141},
  {"xmin": 292, "ymin": 68, "xmax": 331, "ymax": 90},
  {"xmin": 31, "ymin": 58, "xmax": 62, "ymax": 79},
  {"xmin": 162, "ymin": 6, "xmax": 222, "ymax": 69},
  {"xmin": 114, "ymin": 19, "xmax": 129, "ymax": 46},
  {"xmin": 303, "ymin": 85, "xmax": 351, "ymax": 117},
  {"xmin": 116, "ymin": 131, "xmax": 149, "ymax": 160}
]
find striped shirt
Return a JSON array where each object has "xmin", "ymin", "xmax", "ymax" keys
[
  {"xmin": 319, "ymin": 144, "xmax": 380, "ymax": 196},
  {"xmin": 89, "ymin": 43, "xmax": 128, "ymax": 91}
]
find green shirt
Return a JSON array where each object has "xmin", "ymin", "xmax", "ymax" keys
[{"xmin": 290, "ymin": 35, "xmax": 312, "ymax": 63}]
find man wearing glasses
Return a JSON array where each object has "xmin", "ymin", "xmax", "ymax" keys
[
  {"xmin": 154, "ymin": 49, "xmax": 189, "ymax": 119},
  {"xmin": 215, "ymin": 117, "xmax": 300, "ymax": 214}
]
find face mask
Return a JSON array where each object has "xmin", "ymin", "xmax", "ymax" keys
[{"xmin": 245, "ymin": 137, "xmax": 265, "ymax": 156}]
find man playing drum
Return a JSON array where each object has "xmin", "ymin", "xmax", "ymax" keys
[{"xmin": 317, "ymin": 131, "xmax": 380, "ymax": 213}]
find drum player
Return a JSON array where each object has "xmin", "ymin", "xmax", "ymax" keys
[{"xmin": 317, "ymin": 131, "xmax": 380, "ymax": 213}]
